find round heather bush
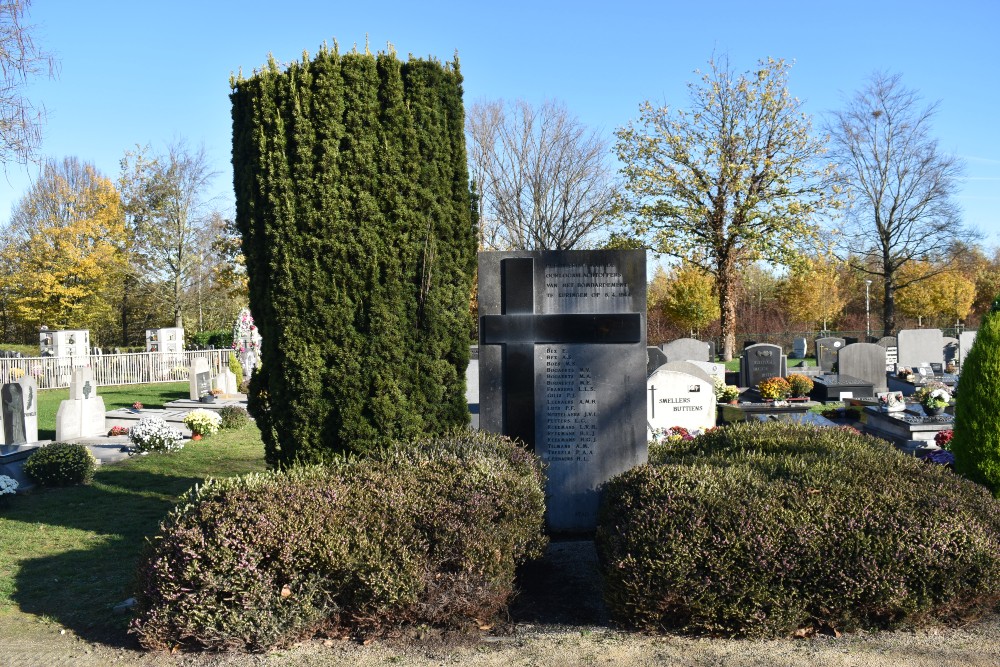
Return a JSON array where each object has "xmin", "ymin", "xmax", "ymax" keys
[
  {"xmin": 23, "ymin": 443, "xmax": 96, "ymax": 487},
  {"xmin": 130, "ymin": 431, "xmax": 546, "ymax": 651},
  {"xmin": 598, "ymin": 421, "xmax": 1000, "ymax": 638}
]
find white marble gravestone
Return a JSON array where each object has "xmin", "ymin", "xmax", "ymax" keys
[
  {"xmin": 214, "ymin": 368, "xmax": 239, "ymax": 396},
  {"xmin": 1, "ymin": 376, "xmax": 38, "ymax": 444},
  {"xmin": 56, "ymin": 368, "xmax": 106, "ymax": 440},
  {"xmin": 647, "ymin": 369, "xmax": 716, "ymax": 434},
  {"xmin": 188, "ymin": 357, "xmax": 212, "ymax": 400},
  {"xmin": 660, "ymin": 337, "xmax": 710, "ymax": 363}
]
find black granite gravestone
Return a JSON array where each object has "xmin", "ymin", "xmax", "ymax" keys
[
  {"xmin": 479, "ymin": 250, "xmax": 646, "ymax": 533},
  {"xmin": 740, "ymin": 343, "xmax": 785, "ymax": 388}
]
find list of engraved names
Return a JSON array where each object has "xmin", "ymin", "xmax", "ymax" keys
[{"xmin": 543, "ymin": 346, "xmax": 596, "ymax": 463}]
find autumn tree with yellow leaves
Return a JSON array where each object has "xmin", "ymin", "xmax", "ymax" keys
[
  {"xmin": 780, "ymin": 254, "xmax": 847, "ymax": 331},
  {"xmin": 0, "ymin": 157, "xmax": 126, "ymax": 335}
]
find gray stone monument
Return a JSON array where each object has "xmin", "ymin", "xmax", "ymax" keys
[
  {"xmin": 657, "ymin": 361, "xmax": 715, "ymax": 386},
  {"xmin": 815, "ymin": 337, "xmax": 846, "ymax": 372},
  {"xmin": 959, "ymin": 331, "xmax": 977, "ymax": 365},
  {"xmin": 215, "ymin": 368, "xmax": 239, "ymax": 396},
  {"xmin": 646, "ymin": 346, "xmax": 668, "ymax": 378},
  {"xmin": 685, "ymin": 360, "xmax": 726, "ymax": 384},
  {"xmin": 740, "ymin": 343, "xmax": 785, "ymax": 388},
  {"xmin": 188, "ymin": 357, "xmax": 212, "ymax": 400},
  {"xmin": 479, "ymin": 249, "xmax": 646, "ymax": 533},
  {"xmin": 790, "ymin": 337, "xmax": 807, "ymax": 359},
  {"xmin": 897, "ymin": 329, "xmax": 944, "ymax": 368},
  {"xmin": 646, "ymin": 369, "xmax": 716, "ymax": 435},
  {"xmin": 876, "ymin": 336, "xmax": 898, "ymax": 371},
  {"xmin": 837, "ymin": 343, "xmax": 888, "ymax": 393},
  {"xmin": 660, "ymin": 337, "xmax": 710, "ymax": 363},
  {"xmin": 1, "ymin": 376, "xmax": 38, "ymax": 444},
  {"xmin": 55, "ymin": 368, "xmax": 106, "ymax": 440},
  {"xmin": 942, "ymin": 337, "xmax": 959, "ymax": 365}
]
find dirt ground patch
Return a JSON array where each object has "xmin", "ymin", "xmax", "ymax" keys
[{"xmin": 2, "ymin": 540, "xmax": 999, "ymax": 667}]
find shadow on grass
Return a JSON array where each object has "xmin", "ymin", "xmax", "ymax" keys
[{"xmin": 9, "ymin": 467, "xmax": 204, "ymax": 646}]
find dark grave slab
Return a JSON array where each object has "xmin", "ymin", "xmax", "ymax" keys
[
  {"xmin": 861, "ymin": 405, "xmax": 954, "ymax": 448},
  {"xmin": 814, "ymin": 337, "xmax": 846, "ymax": 372},
  {"xmin": 943, "ymin": 337, "xmax": 959, "ymax": 365},
  {"xmin": 896, "ymin": 329, "xmax": 944, "ymax": 369},
  {"xmin": 717, "ymin": 401, "xmax": 815, "ymax": 425},
  {"xmin": 705, "ymin": 340, "xmax": 716, "ymax": 362},
  {"xmin": 742, "ymin": 340, "xmax": 758, "ymax": 350},
  {"xmin": 740, "ymin": 343, "xmax": 785, "ymax": 388},
  {"xmin": 479, "ymin": 250, "xmax": 646, "ymax": 533},
  {"xmin": 837, "ymin": 343, "xmax": 888, "ymax": 393},
  {"xmin": 790, "ymin": 337, "xmax": 807, "ymax": 359},
  {"xmin": 660, "ymin": 337, "xmax": 710, "ymax": 363},
  {"xmin": 646, "ymin": 346, "xmax": 668, "ymax": 377},
  {"xmin": 809, "ymin": 374, "xmax": 875, "ymax": 402}
]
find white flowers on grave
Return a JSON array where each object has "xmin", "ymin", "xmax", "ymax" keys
[
  {"xmin": 183, "ymin": 409, "xmax": 222, "ymax": 437},
  {"xmin": 0, "ymin": 474, "xmax": 18, "ymax": 496},
  {"xmin": 129, "ymin": 417, "xmax": 185, "ymax": 454}
]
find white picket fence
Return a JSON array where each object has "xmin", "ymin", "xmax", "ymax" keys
[{"xmin": 0, "ymin": 350, "xmax": 231, "ymax": 389}]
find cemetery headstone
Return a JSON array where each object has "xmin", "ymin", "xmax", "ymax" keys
[
  {"xmin": 876, "ymin": 336, "xmax": 898, "ymax": 371},
  {"xmin": 479, "ymin": 249, "xmax": 646, "ymax": 532},
  {"xmin": 1, "ymin": 376, "xmax": 38, "ymax": 444},
  {"xmin": 942, "ymin": 337, "xmax": 959, "ymax": 365},
  {"xmin": 55, "ymin": 368, "xmax": 106, "ymax": 440},
  {"xmin": 646, "ymin": 346, "xmax": 668, "ymax": 377},
  {"xmin": 215, "ymin": 368, "xmax": 239, "ymax": 396},
  {"xmin": 743, "ymin": 340, "xmax": 758, "ymax": 350},
  {"xmin": 815, "ymin": 337, "xmax": 846, "ymax": 372},
  {"xmin": 647, "ymin": 369, "xmax": 716, "ymax": 435},
  {"xmin": 188, "ymin": 357, "xmax": 212, "ymax": 400},
  {"xmin": 791, "ymin": 337, "xmax": 807, "ymax": 359},
  {"xmin": 837, "ymin": 343, "xmax": 888, "ymax": 393},
  {"xmin": 685, "ymin": 360, "xmax": 726, "ymax": 384},
  {"xmin": 705, "ymin": 340, "xmax": 716, "ymax": 362},
  {"xmin": 658, "ymin": 361, "xmax": 715, "ymax": 386},
  {"xmin": 660, "ymin": 337, "xmax": 710, "ymax": 363},
  {"xmin": 740, "ymin": 343, "xmax": 785, "ymax": 389},
  {"xmin": 959, "ymin": 331, "xmax": 977, "ymax": 366},
  {"xmin": 897, "ymin": 329, "xmax": 944, "ymax": 369}
]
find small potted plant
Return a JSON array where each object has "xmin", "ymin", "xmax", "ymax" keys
[
  {"xmin": 786, "ymin": 374, "xmax": 814, "ymax": 400},
  {"xmin": 183, "ymin": 408, "xmax": 222, "ymax": 441},
  {"xmin": 757, "ymin": 376, "xmax": 791, "ymax": 401},
  {"xmin": 131, "ymin": 401, "xmax": 143, "ymax": 413},
  {"xmin": 199, "ymin": 391, "xmax": 216, "ymax": 404},
  {"xmin": 0, "ymin": 474, "xmax": 18, "ymax": 506},
  {"xmin": 914, "ymin": 381, "xmax": 951, "ymax": 416},
  {"xmin": 713, "ymin": 378, "xmax": 741, "ymax": 404}
]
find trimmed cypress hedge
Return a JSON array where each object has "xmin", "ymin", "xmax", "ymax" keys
[
  {"xmin": 596, "ymin": 422, "xmax": 1000, "ymax": 638},
  {"xmin": 231, "ymin": 46, "xmax": 476, "ymax": 465},
  {"xmin": 952, "ymin": 298, "xmax": 1000, "ymax": 495},
  {"xmin": 129, "ymin": 431, "xmax": 547, "ymax": 652}
]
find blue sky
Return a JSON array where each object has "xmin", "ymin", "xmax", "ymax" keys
[{"xmin": 4, "ymin": 0, "xmax": 998, "ymax": 243}]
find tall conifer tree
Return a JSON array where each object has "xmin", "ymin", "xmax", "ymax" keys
[{"xmin": 231, "ymin": 46, "xmax": 475, "ymax": 465}]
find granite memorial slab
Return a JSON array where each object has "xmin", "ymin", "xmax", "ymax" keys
[
  {"xmin": 647, "ymin": 369, "xmax": 716, "ymax": 434},
  {"xmin": 646, "ymin": 346, "xmax": 668, "ymax": 377},
  {"xmin": 942, "ymin": 337, "xmax": 959, "ymax": 365},
  {"xmin": 896, "ymin": 329, "xmax": 944, "ymax": 368},
  {"xmin": 660, "ymin": 337, "xmax": 710, "ymax": 363},
  {"xmin": 837, "ymin": 343, "xmax": 888, "ymax": 393},
  {"xmin": 188, "ymin": 357, "xmax": 212, "ymax": 400},
  {"xmin": 815, "ymin": 337, "xmax": 846, "ymax": 372},
  {"xmin": 740, "ymin": 343, "xmax": 785, "ymax": 388},
  {"xmin": 791, "ymin": 337, "xmax": 807, "ymax": 359},
  {"xmin": 1, "ymin": 376, "xmax": 38, "ymax": 445},
  {"xmin": 809, "ymin": 374, "xmax": 875, "ymax": 402},
  {"xmin": 876, "ymin": 336, "xmax": 899, "ymax": 371},
  {"xmin": 479, "ymin": 249, "xmax": 646, "ymax": 533}
]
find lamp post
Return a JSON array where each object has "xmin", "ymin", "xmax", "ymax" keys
[{"xmin": 865, "ymin": 280, "xmax": 872, "ymax": 341}]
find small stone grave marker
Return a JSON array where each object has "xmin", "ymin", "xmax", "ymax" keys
[
  {"xmin": 897, "ymin": 329, "xmax": 944, "ymax": 369},
  {"xmin": 815, "ymin": 337, "xmax": 846, "ymax": 372},
  {"xmin": 647, "ymin": 369, "xmax": 716, "ymax": 434},
  {"xmin": 55, "ymin": 368, "xmax": 106, "ymax": 440},
  {"xmin": 660, "ymin": 337, "xmax": 710, "ymax": 363},
  {"xmin": 740, "ymin": 343, "xmax": 785, "ymax": 388},
  {"xmin": 838, "ymin": 343, "xmax": 888, "ymax": 393},
  {"xmin": 1, "ymin": 376, "xmax": 38, "ymax": 444},
  {"xmin": 791, "ymin": 337, "xmax": 807, "ymax": 359},
  {"xmin": 646, "ymin": 346, "xmax": 668, "ymax": 377}
]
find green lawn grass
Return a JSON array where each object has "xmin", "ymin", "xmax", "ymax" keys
[
  {"xmin": 0, "ymin": 418, "xmax": 267, "ymax": 643},
  {"xmin": 36, "ymin": 382, "xmax": 189, "ymax": 440}
]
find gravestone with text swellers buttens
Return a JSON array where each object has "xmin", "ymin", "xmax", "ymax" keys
[{"xmin": 479, "ymin": 250, "xmax": 646, "ymax": 533}]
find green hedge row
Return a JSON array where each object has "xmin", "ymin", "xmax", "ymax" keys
[
  {"xmin": 130, "ymin": 431, "xmax": 546, "ymax": 651},
  {"xmin": 597, "ymin": 422, "xmax": 1000, "ymax": 638}
]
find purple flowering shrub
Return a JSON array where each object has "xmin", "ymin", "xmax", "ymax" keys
[
  {"xmin": 597, "ymin": 421, "xmax": 1000, "ymax": 638},
  {"xmin": 130, "ymin": 431, "xmax": 546, "ymax": 651}
]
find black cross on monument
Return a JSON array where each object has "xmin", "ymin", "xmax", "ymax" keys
[{"xmin": 480, "ymin": 257, "xmax": 642, "ymax": 448}]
